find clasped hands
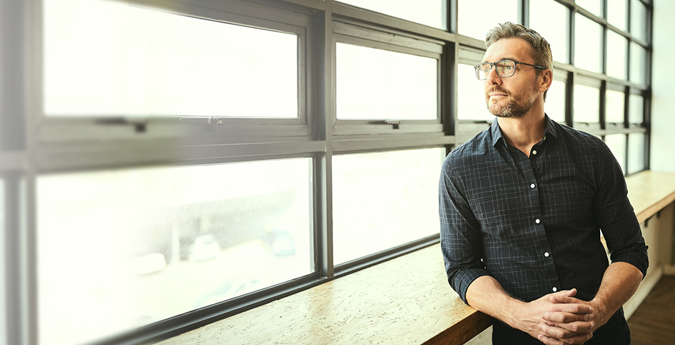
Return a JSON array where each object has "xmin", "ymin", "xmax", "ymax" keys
[{"xmin": 515, "ymin": 288, "xmax": 608, "ymax": 345}]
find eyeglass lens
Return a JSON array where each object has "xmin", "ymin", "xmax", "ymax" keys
[{"xmin": 475, "ymin": 59, "xmax": 516, "ymax": 80}]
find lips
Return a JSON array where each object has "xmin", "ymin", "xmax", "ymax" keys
[{"xmin": 487, "ymin": 88, "xmax": 510, "ymax": 99}]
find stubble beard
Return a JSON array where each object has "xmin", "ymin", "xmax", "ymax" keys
[{"xmin": 486, "ymin": 87, "xmax": 536, "ymax": 119}]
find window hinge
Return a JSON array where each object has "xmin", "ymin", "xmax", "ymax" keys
[
  {"xmin": 385, "ymin": 119, "xmax": 402, "ymax": 129},
  {"xmin": 95, "ymin": 117, "xmax": 148, "ymax": 133}
]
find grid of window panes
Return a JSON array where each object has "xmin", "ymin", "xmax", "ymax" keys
[{"xmin": 0, "ymin": 0, "xmax": 651, "ymax": 344}]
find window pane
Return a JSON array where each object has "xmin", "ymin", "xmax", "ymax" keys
[
  {"xmin": 628, "ymin": 133, "xmax": 646, "ymax": 174},
  {"xmin": 607, "ymin": 30, "xmax": 627, "ymax": 80},
  {"xmin": 575, "ymin": 14, "xmax": 603, "ymax": 73},
  {"xmin": 605, "ymin": 134, "xmax": 627, "ymax": 174},
  {"xmin": 37, "ymin": 159, "xmax": 312, "ymax": 345},
  {"xmin": 457, "ymin": 0, "xmax": 517, "ymax": 40},
  {"xmin": 337, "ymin": 0, "xmax": 446, "ymax": 29},
  {"xmin": 333, "ymin": 148, "xmax": 443, "ymax": 265},
  {"xmin": 530, "ymin": 0, "xmax": 569, "ymax": 64},
  {"xmin": 546, "ymin": 80, "xmax": 566, "ymax": 123},
  {"xmin": 631, "ymin": 0, "xmax": 648, "ymax": 42},
  {"xmin": 457, "ymin": 64, "xmax": 493, "ymax": 121},
  {"xmin": 630, "ymin": 42, "xmax": 647, "ymax": 84},
  {"xmin": 574, "ymin": 84, "xmax": 600, "ymax": 122},
  {"xmin": 336, "ymin": 43, "xmax": 437, "ymax": 120},
  {"xmin": 44, "ymin": 0, "xmax": 298, "ymax": 118},
  {"xmin": 606, "ymin": 89, "xmax": 625, "ymax": 123},
  {"xmin": 576, "ymin": 0, "xmax": 603, "ymax": 18},
  {"xmin": 629, "ymin": 94, "xmax": 644, "ymax": 123},
  {"xmin": 607, "ymin": 0, "xmax": 628, "ymax": 31}
]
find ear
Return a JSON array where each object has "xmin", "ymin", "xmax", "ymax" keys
[{"xmin": 538, "ymin": 68, "xmax": 553, "ymax": 93}]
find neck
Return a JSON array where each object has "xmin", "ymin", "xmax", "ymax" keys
[{"xmin": 497, "ymin": 109, "xmax": 546, "ymax": 157}]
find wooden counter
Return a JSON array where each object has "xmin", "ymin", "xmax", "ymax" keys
[
  {"xmin": 626, "ymin": 171, "xmax": 675, "ymax": 224},
  {"xmin": 155, "ymin": 244, "xmax": 491, "ymax": 345},
  {"xmin": 156, "ymin": 171, "xmax": 675, "ymax": 345}
]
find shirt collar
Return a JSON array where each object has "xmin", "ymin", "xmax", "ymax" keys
[{"xmin": 490, "ymin": 114, "xmax": 559, "ymax": 148}]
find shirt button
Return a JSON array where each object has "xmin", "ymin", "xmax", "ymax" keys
[
  {"xmin": 544, "ymin": 252, "xmax": 550, "ymax": 257},
  {"xmin": 544, "ymin": 136, "xmax": 547, "ymax": 141},
  {"xmin": 535, "ymin": 219, "xmax": 541, "ymax": 224},
  {"xmin": 530, "ymin": 183, "xmax": 536, "ymax": 189},
  {"xmin": 552, "ymin": 287, "xmax": 557, "ymax": 292},
  {"xmin": 532, "ymin": 150, "xmax": 538, "ymax": 155}
]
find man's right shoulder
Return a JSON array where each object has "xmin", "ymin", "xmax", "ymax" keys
[{"xmin": 445, "ymin": 128, "xmax": 492, "ymax": 165}]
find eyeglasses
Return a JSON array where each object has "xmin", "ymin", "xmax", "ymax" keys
[{"xmin": 474, "ymin": 59, "xmax": 546, "ymax": 80}]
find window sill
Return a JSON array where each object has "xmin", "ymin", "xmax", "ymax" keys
[
  {"xmin": 154, "ymin": 171, "xmax": 675, "ymax": 345},
  {"xmin": 154, "ymin": 243, "xmax": 491, "ymax": 345}
]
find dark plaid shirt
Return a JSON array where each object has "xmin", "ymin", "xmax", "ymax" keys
[{"xmin": 439, "ymin": 116, "xmax": 648, "ymax": 344}]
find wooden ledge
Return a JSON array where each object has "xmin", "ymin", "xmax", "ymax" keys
[
  {"xmin": 156, "ymin": 244, "xmax": 491, "ymax": 345},
  {"xmin": 625, "ymin": 171, "xmax": 675, "ymax": 224},
  {"xmin": 157, "ymin": 171, "xmax": 675, "ymax": 345}
]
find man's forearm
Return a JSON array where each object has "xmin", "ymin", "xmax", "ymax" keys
[
  {"xmin": 465, "ymin": 275, "xmax": 523, "ymax": 327},
  {"xmin": 589, "ymin": 261, "xmax": 643, "ymax": 327}
]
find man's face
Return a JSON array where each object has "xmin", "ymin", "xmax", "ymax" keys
[{"xmin": 482, "ymin": 38, "xmax": 541, "ymax": 118}]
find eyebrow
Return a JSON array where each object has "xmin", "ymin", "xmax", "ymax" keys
[{"xmin": 481, "ymin": 57, "xmax": 519, "ymax": 63}]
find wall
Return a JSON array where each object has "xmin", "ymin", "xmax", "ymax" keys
[{"xmin": 651, "ymin": 0, "xmax": 675, "ymax": 172}]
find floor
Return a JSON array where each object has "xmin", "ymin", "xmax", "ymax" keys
[{"xmin": 628, "ymin": 276, "xmax": 675, "ymax": 345}]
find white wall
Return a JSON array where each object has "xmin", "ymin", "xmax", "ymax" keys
[{"xmin": 651, "ymin": 0, "xmax": 675, "ymax": 172}]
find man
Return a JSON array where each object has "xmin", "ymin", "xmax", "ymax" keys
[{"xmin": 439, "ymin": 22, "xmax": 648, "ymax": 345}]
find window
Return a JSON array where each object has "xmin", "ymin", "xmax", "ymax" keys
[
  {"xmin": 607, "ymin": 30, "xmax": 628, "ymax": 80},
  {"xmin": 608, "ymin": 0, "xmax": 628, "ymax": 31},
  {"xmin": 457, "ymin": 0, "xmax": 518, "ymax": 40},
  {"xmin": 336, "ymin": 0, "xmax": 447, "ymax": 29},
  {"xmin": 574, "ymin": 84, "xmax": 600, "ymax": 123},
  {"xmin": 1, "ymin": 0, "xmax": 652, "ymax": 344},
  {"xmin": 605, "ymin": 134, "xmax": 627, "ymax": 174},
  {"xmin": 37, "ymin": 159, "xmax": 313, "ymax": 345},
  {"xmin": 530, "ymin": 0, "xmax": 570, "ymax": 64},
  {"xmin": 332, "ymin": 149, "xmax": 442, "ymax": 265},
  {"xmin": 336, "ymin": 44, "xmax": 437, "ymax": 121},
  {"xmin": 606, "ymin": 89, "xmax": 625, "ymax": 123},
  {"xmin": 575, "ymin": 13, "xmax": 603, "ymax": 74}
]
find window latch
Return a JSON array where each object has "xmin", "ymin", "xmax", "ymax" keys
[
  {"xmin": 95, "ymin": 117, "xmax": 148, "ymax": 133},
  {"xmin": 384, "ymin": 119, "xmax": 402, "ymax": 129}
]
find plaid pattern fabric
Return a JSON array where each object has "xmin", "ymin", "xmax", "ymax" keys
[{"xmin": 439, "ymin": 116, "xmax": 648, "ymax": 344}]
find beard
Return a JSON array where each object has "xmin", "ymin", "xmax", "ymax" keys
[{"xmin": 485, "ymin": 86, "xmax": 536, "ymax": 119}]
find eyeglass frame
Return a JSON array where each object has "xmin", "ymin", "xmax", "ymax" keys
[{"xmin": 474, "ymin": 59, "xmax": 547, "ymax": 80}]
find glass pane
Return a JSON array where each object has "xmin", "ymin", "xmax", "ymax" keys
[
  {"xmin": 629, "ymin": 94, "xmax": 644, "ymax": 123},
  {"xmin": 575, "ymin": 14, "xmax": 603, "ymax": 73},
  {"xmin": 607, "ymin": 30, "xmax": 627, "ymax": 80},
  {"xmin": 574, "ymin": 84, "xmax": 600, "ymax": 123},
  {"xmin": 457, "ymin": 64, "xmax": 493, "ymax": 121},
  {"xmin": 457, "ymin": 0, "xmax": 518, "ymax": 40},
  {"xmin": 37, "ymin": 159, "xmax": 312, "ymax": 345},
  {"xmin": 530, "ymin": 0, "xmax": 569, "ymax": 64},
  {"xmin": 607, "ymin": 0, "xmax": 628, "ymax": 31},
  {"xmin": 44, "ymin": 0, "xmax": 298, "ymax": 118},
  {"xmin": 630, "ymin": 42, "xmax": 647, "ymax": 84},
  {"xmin": 631, "ymin": 0, "xmax": 648, "ymax": 42},
  {"xmin": 337, "ymin": 0, "xmax": 446, "ymax": 29},
  {"xmin": 546, "ymin": 80, "xmax": 566, "ymax": 123},
  {"xmin": 606, "ymin": 89, "xmax": 625, "ymax": 123},
  {"xmin": 336, "ymin": 43, "xmax": 437, "ymax": 120},
  {"xmin": 628, "ymin": 133, "xmax": 646, "ymax": 174},
  {"xmin": 576, "ymin": 0, "xmax": 603, "ymax": 18},
  {"xmin": 333, "ymin": 148, "xmax": 443, "ymax": 265},
  {"xmin": 605, "ymin": 134, "xmax": 627, "ymax": 174}
]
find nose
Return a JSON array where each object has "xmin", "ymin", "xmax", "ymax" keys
[{"xmin": 485, "ymin": 65, "xmax": 502, "ymax": 86}]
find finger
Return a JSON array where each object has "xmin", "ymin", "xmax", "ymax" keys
[
  {"xmin": 542, "ymin": 311, "xmax": 590, "ymax": 323},
  {"xmin": 542, "ymin": 319, "xmax": 595, "ymax": 334},
  {"xmin": 539, "ymin": 323, "xmax": 593, "ymax": 343},
  {"xmin": 545, "ymin": 303, "xmax": 593, "ymax": 315},
  {"xmin": 537, "ymin": 334, "xmax": 565, "ymax": 345}
]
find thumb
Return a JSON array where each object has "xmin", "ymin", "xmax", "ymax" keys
[{"xmin": 549, "ymin": 288, "xmax": 577, "ymax": 302}]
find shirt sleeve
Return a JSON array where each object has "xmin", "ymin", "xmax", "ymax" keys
[
  {"xmin": 438, "ymin": 155, "xmax": 491, "ymax": 305},
  {"xmin": 593, "ymin": 141, "xmax": 649, "ymax": 278}
]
